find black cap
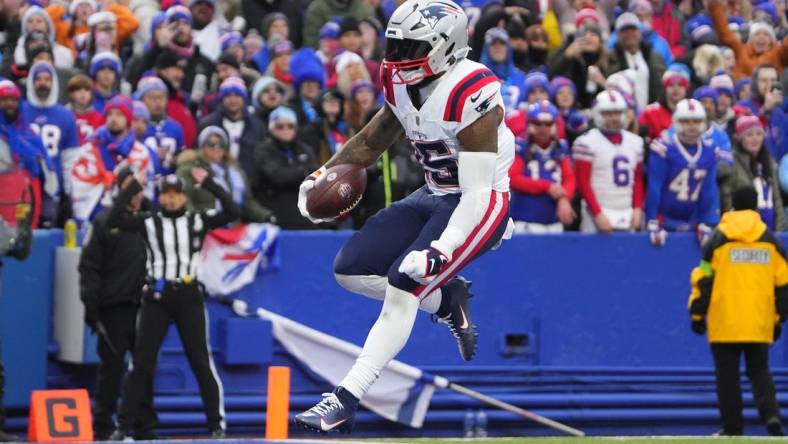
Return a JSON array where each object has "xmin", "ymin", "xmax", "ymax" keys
[
  {"xmin": 339, "ymin": 16, "xmax": 361, "ymax": 36},
  {"xmin": 159, "ymin": 174, "xmax": 184, "ymax": 193},
  {"xmin": 216, "ymin": 51, "xmax": 240, "ymax": 70},
  {"xmin": 155, "ymin": 49, "xmax": 184, "ymax": 71},
  {"xmin": 732, "ymin": 186, "xmax": 758, "ymax": 211}
]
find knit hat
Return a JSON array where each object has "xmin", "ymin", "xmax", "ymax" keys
[
  {"xmin": 735, "ymin": 114, "xmax": 764, "ymax": 135},
  {"xmin": 484, "ymin": 28, "xmax": 509, "ymax": 45},
  {"xmin": 662, "ymin": 69, "xmax": 689, "ymax": 88},
  {"xmin": 734, "ymin": 78, "xmax": 752, "ymax": 97},
  {"xmin": 754, "ymin": 2, "xmax": 777, "ymax": 24},
  {"xmin": 150, "ymin": 12, "xmax": 167, "ymax": 37},
  {"xmin": 709, "ymin": 72, "xmax": 734, "ymax": 97},
  {"xmin": 615, "ymin": 12, "xmax": 640, "ymax": 32},
  {"xmin": 89, "ymin": 51, "xmax": 121, "ymax": 78},
  {"xmin": 290, "ymin": 48, "xmax": 326, "ymax": 92},
  {"xmin": 524, "ymin": 71, "xmax": 549, "ymax": 97},
  {"xmin": 136, "ymin": 76, "xmax": 168, "ymax": 98},
  {"xmin": 549, "ymin": 76, "xmax": 576, "ymax": 101},
  {"xmin": 350, "ymin": 80, "xmax": 374, "ymax": 98},
  {"xmin": 189, "ymin": 0, "xmax": 215, "ymax": 8},
  {"xmin": 335, "ymin": 51, "xmax": 364, "ymax": 73},
  {"xmin": 732, "ymin": 186, "xmax": 758, "ymax": 211},
  {"xmin": 686, "ymin": 15, "xmax": 716, "ymax": 46},
  {"xmin": 216, "ymin": 51, "xmax": 240, "ymax": 70},
  {"xmin": 271, "ymin": 40, "xmax": 293, "ymax": 57},
  {"xmin": 165, "ymin": 5, "xmax": 192, "ymax": 25},
  {"xmin": 69, "ymin": 0, "xmax": 97, "ymax": 15},
  {"xmin": 220, "ymin": 31, "xmax": 243, "ymax": 52},
  {"xmin": 261, "ymin": 12, "xmax": 287, "ymax": 38},
  {"xmin": 0, "ymin": 80, "xmax": 20, "ymax": 100},
  {"xmin": 748, "ymin": 21, "xmax": 776, "ymax": 42},
  {"xmin": 728, "ymin": 16, "xmax": 747, "ymax": 34},
  {"xmin": 268, "ymin": 106, "xmax": 297, "ymax": 130},
  {"xmin": 87, "ymin": 11, "xmax": 115, "ymax": 27},
  {"xmin": 339, "ymin": 16, "xmax": 361, "ymax": 36},
  {"xmin": 628, "ymin": 0, "xmax": 652, "ymax": 15},
  {"xmin": 692, "ymin": 86, "xmax": 719, "ymax": 105},
  {"xmin": 251, "ymin": 76, "xmax": 284, "ymax": 110},
  {"xmin": 319, "ymin": 21, "xmax": 341, "ymax": 40},
  {"xmin": 105, "ymin": 95, "xmax": 133, "ymax": 123},
  {"xmin": 575, "ymin": 8, "xmax": 600, "ymax": 28},
  {"xmin": 198, "ymin": 125, "xmax": 229, "ymax": 149},
  {"xmin": 218, "ymin": 76, "xmax": 247, "ymax": 101},
  {"xmin": 30, "ymin": 61, "xmax": 55, "ymax": 81},
  {"xmin": 132, "ymin": 100, "xmax": 150, "ymax": 122}
]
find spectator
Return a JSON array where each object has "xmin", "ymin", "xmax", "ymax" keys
[
  {"xmin": 692, "ymin": 86, "xmax": 733, "ymax": 158},
  {"xmin": 137, "ymin": 76, "xmax": 186, "ymax": 175},
  {"xmin": 685, "ymin": 44, "xmax": 725, "ymax": 90},
  {"xmin": 639, "ymin": 69, "xmax": 689, "ymax": 142},
  {"xmin": 359, "ymin": 17, "xmax": 383, "ymax": 62},
  {"xmin": 710, "ymin": 72, "xmax": 737, "ymax": 135},
  {"xmin": 520, "ymin": 24, "xmax": 551, "ymax": 74},
  {"xmin": 89, "ymin": 52, "xmax": 121, "ymax": 114},
  {"xmin": 605, "ymin": 70, "xmax": 640, "ymax": 134},
  {"xmin": 573, "ymin": 90, "xmax": 645, "ymax": 233},
  {"xmin": 607, "ymin": 12, "xmax": 667, "ymax": 111},
  {"xmin": 737, "ymin": 64, "xmax": 786, "ymax": 161},
  {"xmin": 46, "ymin": 0, "xmax": 138, "ymax": 56},
  {"xmin": 709, "ymin": 0, "xmax": 788, "ymax": 80},
  {"xmin": 471, "ymin": 1, "xmax": 537, "ymax": 63},
  {"xmin": 75, "ymin": 11, "xmax": 137, "ymax": 67},
  {"xmin": 247, "ymin": 12, "xmax": 290, "ymax": 74},
  {"xmin": 345, "ymin": 80, "xmax": 376, "ymax": 134},
  {"xmin": 251, "ymin": 76, "xmax": 287, "ymax": 126},
  {"xmin": 735, "ymin": 77, "xmax": 753, "ymax": 102},
  {"xmin": 266, "ymin": 39, "xmax": 294, "ymax": 88},
  {"xmin": 131, "ymin": 100, "xmax": 150, "ymax": 143},
  {"xmin": 721, "ymin": 115, "xmax": 786, "ymax": 231},
  {"xmin": 508, "ymin": 100, "xmax": 576, "ymax": 233},
  {"xmin": 337, "ymin": 17, "xmax": 381, "ymax": 91},
  {"xmin": 154, "ymin": 50, "xmax": 198, "ymax": 149},
  {"xmin": 301, "ymin": 89, "xmax": 349, "ymax": 164},
  {"xmin": 288, "ymin": 48, "xmax": 325, "ymax": 126},
  {"xmin": 548, "ymin": 24, "xmax": 608, "ymax": 109},
  {"xmin": 67, "ymin": 74, "xmax": 104, "ymax": 145},
  {"xmin": 78, "ymin": 167, "xmax": 153, "ymax": 440},
  {"xmin": 335, "ymin": 50, "xmax": 373, "ymax": 98},
  {"xmin": 176, "ymin": 126, "xmax": 274, "ymax": 223},
  {"xmin": 645, "ymin": 99, "xmax": 719, "ymax": 245},
  {"xmin": 22, "ymin": 61, "xmax": 80, "ymax": 221},
  {"xmin": 0, "ymin": 80, "xmax": 56, "ymax": 228},
  {"xmin": 242, "ymin": 0, "xmax": 303, "ymax": 48},
  {"xmin": 316, "ymin": 21, "xmax": 341, "ymax": 66},
  {"xmin": 508, "ymin": 72, "xmax": 567, "ymax": 141},
  {"xmin": 141, "ymin": 6, "xmax": 214, "ymax": 97},
  {"xmin": 550, "ymin": 76, "xmax": 588, "ymax": 145},
  {"xmin": 251, "ymin": 106, "xmax": 319, "ymax": 229},
  {"xmin": 688, "ymin": 185, "xmax": 787, "ymax": 437},
  {"xmin": 13, "ymin": 6, "xmax": 74, "ymax": 69},
  {"xmin": 128, "ymin": 0, "xmax": 161, "ymax": 56},
  {"xmin": 190, "ymin": 0, "xmax": 229, "ymax": 62},
  {"xmin": 201, "ymin": 51, "xmax": 242, "ymax": 117},
  {"xmin": 649, "ymin": 0, "xmax": 690, "ymax": 58},
  {"xmin": 198, "ymin": 76, "xmax": 266, "ymax": 179},
  {"xmin": 302, "ymin": 0, "xmax": 374, "ymax": 48},
  {"xmin": 480, "ymin": 28, "xmax": 527, "ymax": 116}
]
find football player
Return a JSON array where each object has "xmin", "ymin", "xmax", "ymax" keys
[
  {"xmin": 646, "ymin": 99, "xmax": 720, "ymax": 246},
  {"xmin": 573, "ymin": 90, "xmax": 645, "ymax": 233},
  {"xmin": 295, "ymin": 0, "xmax": 515, "ymax": 433}
]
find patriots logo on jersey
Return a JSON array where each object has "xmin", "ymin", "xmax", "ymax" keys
[
  {"xmin": 418, "ymin": 2, "xmax": 462, "ymax": 29},
  {"xmin": 474, "ymin": 93, "xmax": 495, "ymax": 113}
]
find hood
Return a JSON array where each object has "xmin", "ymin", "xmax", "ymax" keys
[
  {"xmin": 26, "ymin": 61, "xmax": 59, "ymax": 107},
  {"xmin": 718, "ymin": 210, "xmax": 767, "ymax": 242},
  {"xmin": 21, "ymin": 6, "xmax": 55, "ymax": 43},
  {"xmin": 479, "ymin": 44, "xmax": 513, "ymax": 80}
]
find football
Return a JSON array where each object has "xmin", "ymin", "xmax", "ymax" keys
[{"xmin": 306, "ymin": 164, "xmax": 367, "ymax": 219}]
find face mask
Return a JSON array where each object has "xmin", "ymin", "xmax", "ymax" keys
[{"xmin": 512, "ymin": 49, "xmax": 528, "ymax": 65}]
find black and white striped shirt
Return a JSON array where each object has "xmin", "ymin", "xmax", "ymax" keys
[{"xmin": 108, "ymin": 179, "xmax": 241, "ymax": 282}]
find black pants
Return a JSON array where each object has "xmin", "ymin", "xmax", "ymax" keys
[
  {"xmin": 118, "ymin": 283, "xmax": 224, "ymax": 432},
  {"xmin": 711, "ymin": 342, "xmax": 781, "ymax": 434},
  {"xmin": 93, "ymin": 304, "xmax": 156, "ymax": 438}
]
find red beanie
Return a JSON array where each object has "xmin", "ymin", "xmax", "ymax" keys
[
  {"xmin": 735, "ymin": 115, "xmax": 764, "ymax": 135},
  {"xmin": 105, "ymin": 95, "xmax": 133, "ymax": 124},
  {"xmin": 0, "ymin": 80, "xmax": 20, "ymax": 100}
]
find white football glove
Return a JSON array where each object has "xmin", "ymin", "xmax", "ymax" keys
[
  {"xmin": 398, "ymin": 242, "xmax": 452, "ymax": 284},
  {"xmin": 647, "ymin": 219, "xmax": 667, "ymax": 247},
  {"xmin": 696, "ymin": 223, "xmax": 713, "ymax": 247},
  {"xmin": 297, "ymin": 166, "xmax": 332, "ymax": 224}
]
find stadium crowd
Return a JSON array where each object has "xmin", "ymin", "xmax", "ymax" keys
[{"xmin": 0, "ymin": 0, "xmax": 784, "ymax": 238}]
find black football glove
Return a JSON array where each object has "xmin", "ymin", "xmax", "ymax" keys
[{"xmin": 691, "ymin": 319, "xmax": 707, "ymax": 335}]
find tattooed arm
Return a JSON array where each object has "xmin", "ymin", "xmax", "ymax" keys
[{"xmin": 324, "ymin": 104, "xmax": 405, "ymax": 168}]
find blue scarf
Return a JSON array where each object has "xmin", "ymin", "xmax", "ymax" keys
[
  {"xmin": 91, "ymin": 127, "xmax": 137, "ymax": 171},
  {"xmin": 210, "ymin": 162, "xmax": 245, "ymax": 209},
  {"xmin": 0, "ymin": 119, "xmax": 51, "ymax": 179}
]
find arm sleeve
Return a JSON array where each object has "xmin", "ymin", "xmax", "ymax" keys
[
  {"xmin": 645, "ymin": 143, "xmax": 667, "ymax": 221},
  {"xmin": 574, "ymin": 159, "xmax": 602, "ymax": 216},
  {"xmin": 201, "ymin": 178, "xmax": 241, "ymax": 229},
  {"xmin": 508, "ymin": 156, "xmax": 552, "ymax": 194},
  {"xmin": 632, "ymin": 162, "xmax": 645, "ymax": 209},
  {"xmin": 560, "ymin": 156, "xmax": 576, "ymax": 197},
  {"xmin": 106, "ymin": 180, "xmax": 148, "ymax": 232},
  {"xmin": 688, "ymin": 265, "xmax": 714, "ymax": 317},
  {"xmin": 709, "ymin": 2, "xmax": 743, "ymax": 52}
]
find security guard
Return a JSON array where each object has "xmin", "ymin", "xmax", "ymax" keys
[
  {"xmin": 688, "ymin": 185, "xmax": 788, "ymax": 436},
  {"xmin": 78, "ymin": 168, "xmax": 155, "ymax": 440},
  {"xmin": 108, "ymin": 167, "xmax": 240, "ymax": 439}
]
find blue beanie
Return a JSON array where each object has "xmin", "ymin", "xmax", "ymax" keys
[
  {"xmin": 692, "ymin": 86, "xmax": 719, "ymax": 105},
  {"xmin": 90, "ymin": 51, "xmax": 122, "ymax": 78},
  {"xmin": 135, "ymin": 75, "xmax": 168, "ymax": 99},
  {"xmin": 150, "ymin": 12, "xmax": 166, "ymax": 36},
  {"xmin": 218, "ymin": 76, "xmax": 248, "ymax": 101},
  {"xmin": 734, "ymin": 78, "xmax": 752, "ymax": 97},
  {"xmin": 290, "ymin": 48, "xmax": 326, "ymax": 92},
  {"xmin": 269, "ymin": 106, "xmax": 297, "ymax": 129},
  {"xmin": 220, "ymin": 31, "xmax": 243, "ymax": 52},
  {"xmin": 524, "ymin": 71, "xmax": 549, "ymax": 98},
  {"xmin": 165, "ymin": 5, "xmax": 192, "ymax": 26},
  {"xmin": 549, "ymin": 76, "xmax": 576, "ymax": 102},
  {"xmin": 133, "ymin": 100, "xmax": 150, "ymax": 122}
]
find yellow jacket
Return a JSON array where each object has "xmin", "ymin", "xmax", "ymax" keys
[{"xmin": 688, "ymin": 210, "xmax": 788, "ymax": 343}]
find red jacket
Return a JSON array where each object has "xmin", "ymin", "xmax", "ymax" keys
[
  {"xmin": 74, "ymin": 110, "xmax": 104, "ymax": 146},
  {"xmin": 167, "ymin": 97, "xmax": 196, "ymax": 149},
  {"xmin": 638, "ymin": 102, "xmax": 673, "ymax": 142},
  {"xmin": 652, "ymin": 1, "xmax": 687, "ymax": 58}
]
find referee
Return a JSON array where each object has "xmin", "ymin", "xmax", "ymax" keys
[
  {"xmin": 108, "ymin": 167, "xmax": 240, "ymax": 439},
  {"xmin": 688, "ymin": 186, "xmax": 788, "ymax": 436}
]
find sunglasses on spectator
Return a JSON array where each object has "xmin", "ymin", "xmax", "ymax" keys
[
  {"xmin": 274, "ymin": 123, "xmax": 295, "ymax": 130},
  {"xmin": 531, "ymin": 121, "xmax": 553, "ymax": 127},
  {"xmin": 203, "ymin": 141, "xmax": 227, "ymax": 149}
]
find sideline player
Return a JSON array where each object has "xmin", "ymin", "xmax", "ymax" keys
[
  {"xmin": 646, "ymin": 99, "xmax": 720, "ymax": 246},
  {"xmin": 295, "ymin": 0, "xmax": 514, "ymax": 433}
]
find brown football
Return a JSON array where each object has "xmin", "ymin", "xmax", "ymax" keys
[{"xmin": 306, "ymin": 164, "xmax": 367, "ymax": 219}]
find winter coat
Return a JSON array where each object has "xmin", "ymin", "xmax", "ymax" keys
[
  {"xmin": 606, "ymin": 41, "xmax": 667, "ymax": 106},
  {"xmin": 302, "ymin": 0, "xmax": 374, "ymax": 48},
  {"xmin": 198, "ymin": 108, "xmax": 267, "ymax": 180}
]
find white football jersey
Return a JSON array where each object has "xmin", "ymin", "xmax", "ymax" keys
[
  {"xmin": 383, "ymin": 58, "xmax": 515, "ymax": 195},
  {"xmin": 573, "ymin": 128, "xmax": 644, "ymax": 212}
]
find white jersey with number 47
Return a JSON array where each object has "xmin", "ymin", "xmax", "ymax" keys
[{"xmin": 383, "ymin": 58, "xmax": 515, "ymax": 195}]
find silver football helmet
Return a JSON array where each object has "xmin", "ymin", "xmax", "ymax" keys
[{"xmin": 381, "ymin": 0, "xmax": 470, "ymax": 85}]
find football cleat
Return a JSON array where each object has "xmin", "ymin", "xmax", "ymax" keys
[
  {"xmin": 435, "ymin": 276, "xmax": 478, "ymax": 361},
  {"xmin": 295, "ymin": 388, "xmax": 357, "ymax": 434}
]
